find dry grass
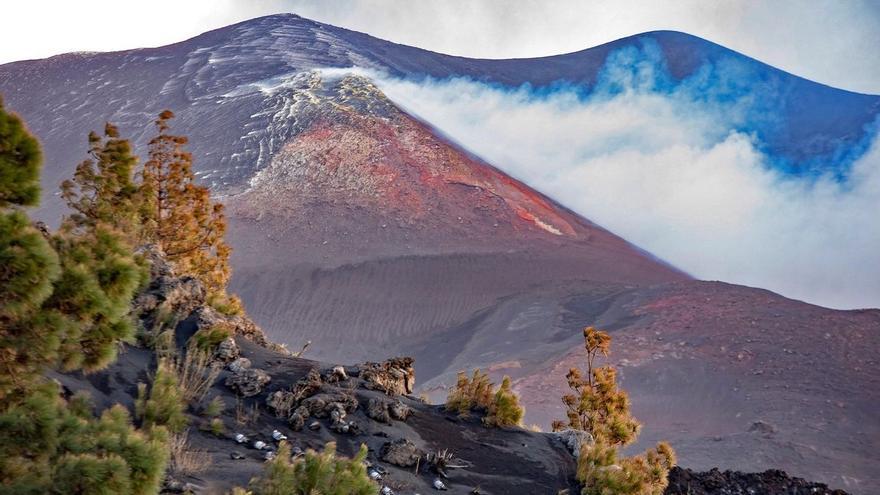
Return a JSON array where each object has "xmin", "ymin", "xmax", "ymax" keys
[
  {"xmin": 235, "ymin": 397, "xmax": 261, "ymax": 426},
  {"xmin": 169, "ymin": 430, "xmax": 211, "ymax": 476},
  {"xmin": 175, "ymin": 348, "xmax": 222, "ymax": 404}
]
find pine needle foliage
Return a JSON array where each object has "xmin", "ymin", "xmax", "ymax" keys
[
  {"xmin": 445, "ymin": 369, "xmax": 524, "ymax": 427},
  {"xmin": 140, "ymin": 110, "xmax": 236, "ymax": 306},
  {"xmin": 0, "ymin": 99, "xmax": 169, "ymax": 494},
  {"xmin": 0, "ymin": 95, "xmax": 41, "ymax": 208},
  {"xmin": 0, "ymin": 382, "xmax": 169, "ymax": 495},
  {"xmin": 486, "ymin": 376, "xmax": 525, "ymax": 427},
  {"xmin": 60, "ymin": 123, "xmax": 142, "ymax": 240},
  {"xmin": 136, "ymin": 360, "xmax": 189, "ymax": 433},
  {"xmin": 248, "ymin": 442, "xmax": 375, "ymax": 495},
  {"xmin": 0, "ymin": 104, "xmax": 146, "ymax": 398},
  {"xmin": 554, "ymin": 327, "xmax": 676, "ymax": 495}
]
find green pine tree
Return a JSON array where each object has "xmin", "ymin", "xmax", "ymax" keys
[
  {"xmin": 0, "ymin": 98, "xmax": 168, "ymax": 494},
  {"xmin": 0, "ymin": 95, "xmax": 41, "ymax": 208}
]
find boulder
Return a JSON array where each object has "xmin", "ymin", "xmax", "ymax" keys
[
  {"xmin": 552, "ymin": 429, "xmax": 593, "ymax": 458},
  {"xmin": 225, "ymin": 367, "xmax": 271, "ymax": 397},
  {"xmin": 266, "ymin": 390, "xmax": 297, "ymax": 417},
  {"xmin": 366, "ymin": 398, "xmax": 392, "ymax": 423},
  {"xmin": 132, "ymin": 247, "xmax": 205, "ymax": 321},
  {"xmin": 381, "ymin": 438, "xmax": 423, "ymax": 467},
  {"xmin": 365, "ymin": 397, "xmax": 413, "ymax": 423},
  {"xmin": 300, "ymin": 392, "xmax": 358, "ymax": 418},
  {"xmin": 227, "ymin": 357, "xmax": 252, "ymax": 373},
  {"xmin": 389, "ymin": 400, "xmax": 413, "ymax": 421},
  {"xmin": 359, "ymin": 357, "xmax": 416, "ymax": 395},
  {"xmin": 215, "ymin": 337, "xmax": 240, "ymax": 362},
  {"xmin": 289, "ymin": 406, "xmax": 308, "ymax": 431},
  {"xmin": 193, "ymin": 305, "xmax": 271, "ymax": 348}
]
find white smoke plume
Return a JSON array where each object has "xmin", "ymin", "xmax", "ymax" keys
[{"xmin": 345, "ymin": 65, "xmax": 880, "ymax": 310}]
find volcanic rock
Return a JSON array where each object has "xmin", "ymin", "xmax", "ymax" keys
[
  {"xmin": 225, "ymin": 367, "xmax": 271, "ymax": 397},
  {"xmin": 360, "ymin": 357, "xmax": 415, "ymax": 396},
  {"xmin": 381, "ymin": 438, "xmax": 424, "ymax": 467}
]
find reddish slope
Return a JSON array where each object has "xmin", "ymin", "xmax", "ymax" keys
[{"xmin": 227, "ymin": 75, "xmax": 683, "ymax": 279}]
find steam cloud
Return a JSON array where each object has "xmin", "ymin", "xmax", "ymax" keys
[{"xmin": 341, "ymin": 45, "xmax": 880, "ymax": 310}]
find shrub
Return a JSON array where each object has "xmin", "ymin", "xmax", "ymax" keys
[
  {"xmin": 445, "ymin": 369, "xmax": 493, "ymax": 416},
  {"xmin": 190, "ymin": 323, "xmax": 233, "ymax": 352},
  {"xmin": 554, "ymin": 327, "xmax": 676, "ymax": 495},
  {"xmin": 445, "ymin": 369, "xmax": 524, "ymax": 427},
  {"xmin": 136, "ymin": 360, "xmax": 188, "ymax": 433},
  {"xmin": 203, "ymin": 395, "xmax": 225, "ymax": 418},
  {"xmin": 485, "ymin": 376, "xmax": 525, "ymax": 427},
  {"xmin": 248, "ymin": 442, "xmax": 375, "ymax": 495}
]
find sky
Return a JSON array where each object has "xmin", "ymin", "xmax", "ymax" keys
[{"xmin": 3, "ymin": 0, "xmax": 880, "ymax": 94}]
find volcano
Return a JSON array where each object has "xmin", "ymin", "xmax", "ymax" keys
[{"xmin": 1, "ymin": 13, "xmax": 878, "ymax": 493}]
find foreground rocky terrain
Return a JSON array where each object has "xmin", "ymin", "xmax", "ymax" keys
[{"xmin": 52, "ymin": 255, "xmax": 850, "ymax": 494}]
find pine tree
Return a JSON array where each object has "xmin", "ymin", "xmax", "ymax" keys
[
  {"xmin": 140, "ymin": 110, "xmax": 237, "ymax": 310},
  {"xmin": 0, "ymin": 383, "xmax": 169, "ymax": 494},
  {"xmin": 0, "ymin": 99, "xmax": 168, "ymax": 494},
  {"xmin": 60, "ymin": 123, "xmax": 141, "ymax": 240},
  {"xmin": 0, "ymin": 95, "xmax": 41, "ymax": 208},
  {"xmin": 554, "ymin": 327, "xmax": 676, "ymax": 495}
]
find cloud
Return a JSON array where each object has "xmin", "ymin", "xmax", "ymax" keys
[{"xmin": 350, "ymin": 46, "xmax": 880, "ymax": 310}]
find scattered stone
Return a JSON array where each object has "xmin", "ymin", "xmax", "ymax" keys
[
  {"xmin": 272, "ymin": 429, "xmax": 287, "ymax": 441},
  {"xmin": 227, "ymin": 357, "xmax": 252, "ymax": 373},
  {"xmin": 225, "ymin": 367, "xmax": 271, "ymax": 397},
  {"xmin": 253, "ymin": 440, "xmax": 267, "ymax": 450},
  {"xmin": 369, "ymin": 469, "xmax": 383, "ymax": 481},
  {"xmin": 359, "ymin": 357, "xmax": 416, "ymax": 395},
  {"xmin": 263, "ymin": 450, "xmax": 276, "ymax": 461},
  {"xmin": 433, "ymin": 479, "xmax": 448, "ymax": 491},
  {"xmin": 381, "ymin": 438, "xmax": 424, "ymax": 467},
  {"xmin": 748, "ymin": 420, "xmax": 777, "ymax": 438},
  {"xmin": 215, "ymin": 337, "xmax": 240, "ymax": 362},
  {"xmin": 381, "ymin": 487, "xmax": 393, "ymax": 495},
  {"xmin": 229, "ymin": 451, "xmax": 245, "ymax": 460},
  {"xmin": 308, "ymin": 421, "xmax": 321, "ymax": 431},
  {"xmin": 234, "ymin": 433, "xmax": 248, "ymax": 444}
]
